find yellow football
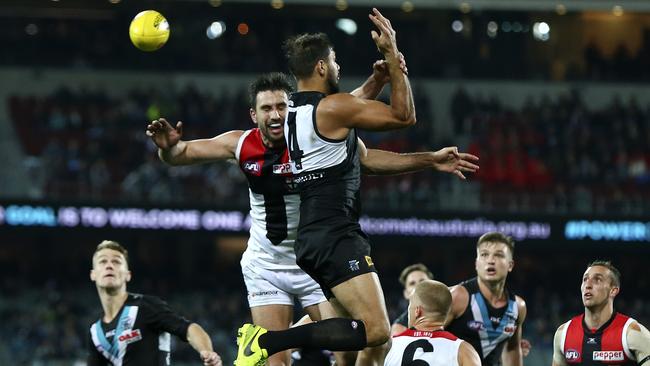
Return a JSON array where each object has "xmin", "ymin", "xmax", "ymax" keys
[{"xmin": 129, "ymin": 10, "xmax": 170, "ymax": 52}]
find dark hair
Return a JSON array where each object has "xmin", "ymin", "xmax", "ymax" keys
[
  {"xmin": 249, "ymin": 72, "xmax": 294, "ymax": 108},
  {"xmin": 93, "ymin": 240, "xmax": 129, "ymax": 267},
  {"xmin": 399, "ymin": 263, "xmax": 434, "ymax": 287},
  {"xmin": 283, "ymin": 33, "xmax": 333, "ymax": 79},
  {"xmin": 477, "ymin": 231, "xmax": 515, "ymax": 256},
  {"xmin": 588, "ymin": 260, "xmax": 621, "ymax": 287}
]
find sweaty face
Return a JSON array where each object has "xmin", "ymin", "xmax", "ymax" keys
[
  {"xmin": 403, "ymin": 270, "xmax": 430, "ymax": 300},
  {"xmin": 91, "ymin": 249, "xmax": 131, "ymax": 291},
  {"xmin": 581, "ymin": 265, "xmax": 617, "ymax": 309},
  {"xmin": 251, "ymin": 90, "xmax": 288, "ymax": 147},
  {"xmin": 325, "ymin": 50, "xmax": 340, "ymax": 94},
  {"xmin": 475, "ymin": 242, "xmax": 513, "ymax": 283}
]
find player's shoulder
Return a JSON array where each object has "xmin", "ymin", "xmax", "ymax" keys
[
  {"xmin": 320, "ymin": 93, "xmax": 364, "ymax": 112},
  {"xmin": 133, "ymin": 293, "xmax": 168, "ymax": 307},
  {"xmin": 514, "ymin": 295, "xmax": 527, "ymax": 311},
  {"xmin": 450, "ymin": 283, "xmax": 470, "ymax": 300},
  {"xmin": 236, "ymin": 128, "xmax": 256, "ymax": 141},
  {"xmin": 555, "ymin": 319, "xmax": 572, "ymax": 334}
]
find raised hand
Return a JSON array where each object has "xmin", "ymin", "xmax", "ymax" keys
[
  {"xmin": 372, "ymin": 52, "xmax": 408, "ymax": 84},
  {"xmin": 145, "ymin": 118, "xmax": 183, "ymax": 150},
  {"xmin": 368, "ymin": 8, "xmax": 398, "ymax": 57},
  {"xmin": 431, "ymin": 147, "xmax": 479, "ymax": 180}
]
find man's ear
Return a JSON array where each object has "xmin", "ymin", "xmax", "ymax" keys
[
  {"xmin": 316, "ymin": 60, "xmax": 327, "ymax": 77},
  {"xmin": 90, "ymin": 269, "xmax": 96, "ymax": 282},
  {"xmin": 250, "ymin": 108, "xmax": 257, "ymax": 124}
]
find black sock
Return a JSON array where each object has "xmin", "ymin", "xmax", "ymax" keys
[{"xmin": 258, "ymin": 318, "xmax": 367, "ymax": 356}]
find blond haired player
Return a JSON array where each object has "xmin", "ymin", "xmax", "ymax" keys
[{"xmin": 385, "ymin": 280, "xmax": 481, "ymax": 366}]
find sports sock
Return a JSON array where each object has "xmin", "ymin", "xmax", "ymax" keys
[{"xmin": 258, "ymin": 318, "xmax": 367, "ymax": 356}]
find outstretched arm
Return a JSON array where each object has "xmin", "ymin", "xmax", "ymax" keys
[
  {"xmin": 146, "ymin": 118, "xmax": 242, "ymax": 166},
  {"xmin": 359, "ymin": 139, "xmax": 479, "ymax": 178},
  {"xmin": 187, "ymin": 323, "xmax": 222, "ymax": 366}
]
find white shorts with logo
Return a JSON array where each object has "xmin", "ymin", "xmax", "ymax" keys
[{"xmin": 241, "ymin": 259, "xmax": 326, "ymax": 309}]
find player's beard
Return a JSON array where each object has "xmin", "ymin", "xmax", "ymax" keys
[{"xmin": 326, "ymin": 69, "xmax": 340, "ymax": 94}]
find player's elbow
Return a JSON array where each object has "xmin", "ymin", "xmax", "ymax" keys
[{"xmin": 393, "ymin": 111, "xmax": 416, "ymax": 127}]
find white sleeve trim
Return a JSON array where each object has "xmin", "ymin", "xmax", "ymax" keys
[
  {"xmin": 235, "ymin": 129, "xmax": 252, "ymax": 162},
  {"xmin": 622, "ymin": 317, "xmax": 635, "ymax": 360},
  {"xmin": 560, "ymin": 319, "xmax": 571, "ymax": 352}
]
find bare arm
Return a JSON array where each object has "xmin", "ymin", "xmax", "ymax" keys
[
  {"xmin": 317, "ymin": 9, "xmax": 415, "ymax": 138},
  {"xmin": 551, "ymin": 323, "xmax": 569, "ymax": 366},
  {"xmin": 628, "ymin": 321, "xmax": 650, "ymax": 363},
  {"xmin": 350, "ymin": 53, "xmax": 407, "ymax": 100},
  {"xmin": 358, "ymin": 139, "xmax": 479, "ymax": 178},
  {"xmin": 501, "ymin": 296, "xmax": 526, "ymax": 366},
  {"xmin": 146, "ymin": 118, "xmax": 242, "ymax": 166},
  {"xmin": 372, "ymin": 10, "xmax": 416, "ymax": 127},
  {"xmin": 350, "ymin": 72, "xmax": 386, "ymax": 100},
  {"xmin": 458, "ymin": 341, "xmax": 482, "ymax": 366},
  {"xmin": 187, "ymin": 323, "xmax": 222, "ymax": 366}
]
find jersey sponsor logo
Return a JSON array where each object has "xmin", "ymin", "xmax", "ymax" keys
[
  {"xmin": 467, "ymin": 320, "xmax": 485, "ymax": 331},
  {"xmin": 249, "ymin": 290, "xmax": 279, "ymax": 298},
  {"xmin": 273, "ymin": 163, "xmax": 292, "ymax": 175},
  {"xmin": 565, "ymin": 349, "xmax": 580, "ymax": 361},
  {"xmin": 118, "ymin": 329, "xmax": 142, "ymax": 344},
  {"xmin": 593, "ymin": 351, "xmax": 624, "ymax": 361},
  {"xmin": 294, "ymin": 172, "xmax": 324, "ymax": 184},
  {"xmin": 243, "ymin": 161, "xmax": 261, "ymax": 175}
]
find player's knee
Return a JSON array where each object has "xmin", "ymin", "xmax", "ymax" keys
[
  {"xmin": 268, "ymin": 352, "xmax": 290, "ymax": 366},
  {"xmin": 364, "ymin": 320, "xmax": 390, "ymax": 347}
]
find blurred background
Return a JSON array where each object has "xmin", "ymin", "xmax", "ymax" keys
[{"xmin": 1, "ymin": 0, "xmax": 650, "ymax": 365}]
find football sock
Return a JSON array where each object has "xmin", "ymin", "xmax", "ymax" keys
[{"xmin": 258, "ymin": 318, "xmax": 367, "ymax": 356}]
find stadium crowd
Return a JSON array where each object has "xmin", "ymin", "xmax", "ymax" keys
[
  {"xmin": 9, "ymin": 83, "xmax": 650, "ymax": 215},
  {"xmin": 4, "ymin": 10, "xmax": 650, "ymax": 82}
]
